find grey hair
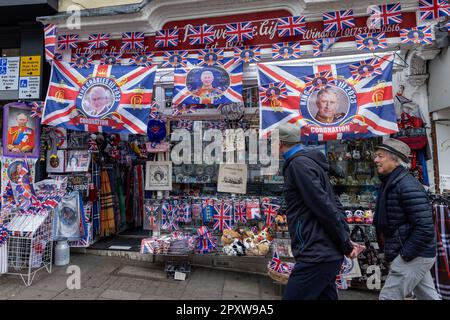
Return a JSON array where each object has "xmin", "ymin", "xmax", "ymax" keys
[{"xmin": 388, "ymin": 153, "xmax": 410, "ymax": 169}]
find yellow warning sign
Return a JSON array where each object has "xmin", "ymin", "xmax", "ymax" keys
[{"xmin": 20, "ymin": 56, "xmax": 41, "ymax": 77}]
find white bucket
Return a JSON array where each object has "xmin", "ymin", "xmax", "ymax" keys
[{"xmin": 54, "ymin": 238, "xmax": 70, "ymax": 266}]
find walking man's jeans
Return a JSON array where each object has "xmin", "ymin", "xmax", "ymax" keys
[
  {"xmin": 380, "ymin": 255, "xmax": 441, "ymax": 300},
  {"xmin": 282, "ymin": 259, "xmax": 343, "ymax": 300}
]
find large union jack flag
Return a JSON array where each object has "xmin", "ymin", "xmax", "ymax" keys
[
  {"xmin": 272, "ymin": 42, "xmax": 301, "ymax": 60},
  {"xmin": 121, "ymin": 32, "xmax": 145, "ymax": 51},
  {"xmin": 172, "ymin": 58, "xmax": 243, "ymax": 105},
  {"xmin": 44, "ymin": 24, "xmax": 56, "ymax": 61},
  {"xmin": 226, "ymin": 22, "xmax": 254, "ymax": 42},
  {"xmin": 155, "ymin": 29, "xmax": 179, "ymax": 47},
  {"xmin": 419, "ymin": 0, "xmax": 450, "ymax": 20},
  {"xmin": 87, "ymin": 33, "xmax": 110, "ymax": 50},
  {"xmin": 188, "ymin": 25, "xmax": 215, "ymax": 45},
  {"xmin": 57, "ymin": 34, "xmax": 79, "ymax": 50},
  {"xmin": 400, "ymin": 26, "xmax": 434, "ymax": 45},
  {"xmin": 42, "ymin": 60, "xmax": 157, "ymax": 134},
  {"xmin": 355, "ymin": 33, "xmax": 387, "ymax": 51},
  {"xmin": 213, "ymin": 200, "xmax": 233, "ymax": 232},
  {"xmin": 369, "ymin": 3, "xmax": 403, "ymax": 26},
  {"xmin": 277, "ymin": 16, "xmax": 306, "ymax": 37},
  {"xmin": 323, "ymin": 10, "xmax": 355, "ymax": 32},
  {"xmin": 257, "ymin": 54, "xmax": 398, "ymax": 141}
]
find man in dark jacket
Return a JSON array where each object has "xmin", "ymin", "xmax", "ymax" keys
[
  {"xmin": 373, "ymin": 138, "xmax": 440, "ymax": 300},
  {"xmin": 278, "ymin": 125, "xmax": 362, "ymax": 300}
]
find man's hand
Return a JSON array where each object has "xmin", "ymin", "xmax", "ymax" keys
[{"xmin": 346, "ymin": 241, "xmax": 365, "ymax": 259}]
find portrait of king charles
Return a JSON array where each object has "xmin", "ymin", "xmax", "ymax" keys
[{"xmin": 7, "ymin": 112, "xmax": 35, "ymax": 154}]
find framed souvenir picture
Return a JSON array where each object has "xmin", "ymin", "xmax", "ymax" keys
[
  {"xmin": 145, "ymin": 161, "xmax": 172, "ymax": 191},
  {"xmin": 2, "ymin": 102, "xmax": 40, "ymax": 158},
  {"xmin": 46, "ymin": 150, "xmax": 66, "ymax": 173},
  {"xmin": 66, "ymin": 150, "xmax": 91, "ymax": 172}
]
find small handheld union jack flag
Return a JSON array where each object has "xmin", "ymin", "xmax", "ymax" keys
[
  {"xmin": 161, "ymin": 51, "xmax": 188, "ymax": 68},
  {"xmin": 401, "ymin": 26, "xmax": 434, "ymax": 45},
  {"xmin": 87, "ymin": 33, "xmax": 110, "ymax": 49},
  {"xmin": 226, "ymin": 22, "xmax": 254, "ymax": 42},
  {"xmin": 57, "ymin": 34, "xmax": 79, "ymax": 50},
  {"xmin": 101, "ymin": 52, "xmax": 123, "ymax": 65},
  {"xmin": 419, "ymin": 0, "xmax": 450, "ymax": 21},
  {"xmin": 233, "ymin": 200, "xmax": 247, "ymax": 224},
  {"xmin": 355, "ymin": 33, "xmax": 387, "ymax": 51},
  {"xmin": 269, "ymin": 251, "xmax": 284, "ymax": 273},
  {"xmin": 30, "ymin": 101, "xmax": 44, "ymax": 118},
  {"xmin": 44, "ymin": 24, "xmax": 56, "ymax": 61},
  {"xmin": 129, "ymin": 53, "xmax": 153, "ymax": 67},
  {"xmin": 323, "ymin": 9, "xmax": 355, "ymax": 32},
  {"xmin": 277, "ymin": 16, "xmax": 306, "ymax": 37},
  {"xmin": 71, "ymin": 53, "xmax": 93, "ymax": 68},
  {"xmin": 121, "ymin": 32, "xmax": 145, "ymax": 51},
  {"xmin": 155, "ymin": 29, "xmax": 179, "ymax": 48},
  {"xmin": 272, "ymin": 42, "xmax": 301, "ymax": 60},
  {"xmin": 349, "ymin": 58, "xmax": 383, "ymax": 81},
  {"xmin": 262, "ymin": 202, "xmax": 280, "ymax": 227},
  {"xmin": 368, "ymin": 3, "xmax": 403, "ymax": 26},
  {"xmin": 188, "ymin": 25, "xmax": 215, "ymax": 45},
  {"xmin": 234, "ymin": 46, "xmax": 261, "ymax": 63}
]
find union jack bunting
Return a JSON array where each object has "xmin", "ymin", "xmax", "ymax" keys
[
  {"xmin": 369, "ymin": 3, "xmax": 403, "ymax": 26},
  {"xmin": 129, "ymin": 53, "xmax": 153, "ymax": 67},
  {"xmin": 42, "ymin": 60, "xmax": 157, "ymax": 134},
  {"xmin": 272, "ymin": 42, "xmax": 301, "ymax": 60},
  {"xmin": 269, "ymin": 251, "xmax": 284, "ymax": 272},
  {"xmin": 234, "ymin": 46, "xmax": 261, "ymax": 63},
  {"xmin": 101, "ymin": 53, "xmax": 123, "ymax": 65},
  {"xmin": 44, "ymin": 24, "xmax": 56, "ymax": 61},
  {"xmin": 87, "ymin": 33, "xmax": 110, "ymax": 50},
  {"xmin": 197, "ymin": 49, "xmax": 224, "ymax": 67},
  {"xmin": 323, "ymin": 10, "xmax": 355, "ymax": 32},
  {"xmin": 70, "ymin": 53, "xmax": 94, "ymax": 68},
  {"xmin": 212, "ymin": 200, "xmax": 233, "ymax": 232},
  {"xmin": 154, "ymin": 29, "xmax": 179, "ymax": 47},
  {"xmin": 262, "ymin": 203, "xmax": 280, "ymax": 226},
  {"xmin": 161, "ymin": 203, "xmax": 179, "ymax": 231},
  {"xmin": 349, "ymin": 58, "xmax": 384, "ymax": 81},
  {"xmin": 401, "ymin": 26, "xmax": 434, "ymax": 45},
  {"xmin": 419, "ymin": 0, "xmax": 450, "ymax": 21},
  {"xmin": 355, "ymin": 33, "xmax": 387, "ymax": 51},
  {"xmin": 257, "ymin": 54, "xmax": 398, "ymax": 141},
  {"xmin": 57, "ymin": 34, "xmax": 79, "ymax": 50},
  {"xmin": 188, "ymin": 25, "xmax": 215, "ymax": 45},
  {"xmin": 226, "ymin": 22, "xmax": 254, "ymax": 42},
  {"xmin": 259, "ymin": 82, "xmax": 287, "ymax": 108},
  {"xmin": 121, "ymin": 32, "xmax": 145, "ymax": 51},
  {"xmin": 172, "ymin": 59, "xmax": 243, "ymax": 105},
  {"xmin": 161, "ymin": 51, "xmax": 189, "ymax": 68},
  {"xmin": 205, "ymin": 121, "xmax": 225, "ymax": 130},
  {"xmin": 312, "ymin": 38, "xmax": 338, "ymax": 57},
  {"xmin": 175, "ymin": 120, "xmax": 194, "ymax": 131},
  {"xmin": 233, "ymin": 200, "xmax": 247, "ymax": 224},
  {"xmin": 277, "ymin": 16, "xmax": 306, "ymax": 37}
]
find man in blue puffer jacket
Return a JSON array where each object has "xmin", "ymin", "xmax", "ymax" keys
[{"xmin": 373, "ymin": 138, "xmax": 440, "ymax": 300}]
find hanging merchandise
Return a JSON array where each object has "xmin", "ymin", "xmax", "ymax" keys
[
  {"xmin": 195, "ymin": 226, "xmax": 217, "ymax": 254},
  {"xmin": 0, "ymin": 223, "xmax": 8, "ymax": 274},
  {"xmin": 91, "ymin": 161, "xmax": 101, "ymax": 236},
  {"xmin": 212, "ymin": 200, "xmax": 234, "ymax": 233},
  {"xmin": 133, "ymin": 164, "xmax": 144, "ymax": 227},
  {"xmin": 233, "ymin": 199, "xmax": 247, "ymax": 224},
  {"xmin": 246, "ymin": 198, "xmax": 261, "ymax": 220},
  {"xmin": 262, "ymin": 201, "xmax": 280, "ymax": 227},
  {"xmin": 146, "ymin": 118, "xmax": 167, "ymax": 148},
  {"xmin": 202, "ymin": 198, "xmax": 215, "ymax": 224},
  {"xmin": 54, "ymin": 192, "xmax": 83, "ymax": 241},
  {"xmin": 100, "ymin": 169, "xmax": 116, "ymax": 237},
  {"xmin": 161, "ymin": 203, "xmax": 179, "ymax": 232},
  {"xmin": 432, "ymin": 203, "xmax": 450, "ymax": 300},
  {"xmin": 143, "ymin": 200, "xmax": 160, "ymax": 232}
]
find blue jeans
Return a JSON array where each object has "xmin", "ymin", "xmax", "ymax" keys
[{"xmin": 282, "ymin": 259, "xmax": 343, "ymax": 300}]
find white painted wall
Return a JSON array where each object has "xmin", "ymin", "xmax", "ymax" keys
[{"xmin": 428, "ymin": 48, "xmax": 450, "ymax": 113}]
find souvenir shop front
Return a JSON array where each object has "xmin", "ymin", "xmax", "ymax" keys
[{"xmin": 1, "ymin": 0, "xmax": 448, "ymax": 291}]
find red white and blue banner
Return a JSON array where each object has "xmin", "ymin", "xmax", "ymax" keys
[
  {"xmin": 44, "ymin": 24, "xmax": 56, "ymax": 62},
  {"xmin": 323, "ymin": 10, "xmax": 355, "ymax": 32},
  {"xmin": 257, "ymin": 54, "xmax": 398, "ymax": 141},
  {"xmin": 400, "ymin": 26, "xmax": 434, "ymax": 44},
  {"xmin": 419, "ymin": 0, "xmax": 450, "ymax": 21},
  {"xmin": 42, "ymin": 60, "xmax": 157, "ymax": 134},
  {"xmin": 172, "ymin": 58, "xmax": 243, "ymax": 105},
  {"xmin": 355, "ymin": 33, "xmax": 387, "ymax": 51}
]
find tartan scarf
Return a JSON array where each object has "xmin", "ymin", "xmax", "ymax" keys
[
  {"xmin": 100, "ymin": 169, "xmax": 115, "ymax": 237},
  {"xmin": 133, "ymin": 165, "xmax": 144, "ymax": 227},
  {"xmin": 92, "ymin": 162, "xmax": 101, "ymax": 236},
  {"xmin": 432, "ymin": 204, "xmax": 450, "ymax": 300},
  {"xmin": 106, "ymin": 168, "xmax": 121, "ymax": 229}
]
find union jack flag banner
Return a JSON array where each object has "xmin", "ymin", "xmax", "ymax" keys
[
  {"xmin": 161, "ymin": 51, "xmax": 189, "ymax": 68},
  {"xmin": 188, "ymin": 25, "xmax": 215, "ymax": 45},
  {"xmin": 226, "ymin": 22, "xmax": 254, "ymax": 42},
  {"xmin": 355, "ymin": 33, "xmax": 387, "ymax": 51},
  {"xmin": 368, "ymin": 3, "xmax": 403, "ymax": 26},
  {"xmin": 419, "ymin": 0, "xmax": 450, "ymax": 21},
  {"xmin": 323, "ymin": 10, "xmax": 355, "ymax": 32},
  {"xmin": 400, "ymin": 26, "xmax": 434, "ymax": 45},
  {"xmin": 257, "ymin": 54, "xmax": 398, "ymax": 141},
  {"xmin": 272, "ymin": 42, "xmax": 301, "ymax": 60},
  {"xmin": 44, "ymin": 24, "xmax": 56, "ymax": 61},
  {"xmin": 197, "ymin": 49, "xmax": 224, "ymax": 67},
  {"xmin": 154, "ymin": 29, "xmax": 179, "ymax": 47},
  {"xmin": 262, "ymin": 202, "xmax": 280, "ymax": 227},
  {"xmin": 213, "ymin": 200, "xmax": 233, "ymax": 232},
  {"xmin": 259, "ymin": 82, "xmax": 287, "ymax": 109},
  {"xmin": 233, "ymin": 200, "xmax": 247, "ymax": 224},
  {"xmin": 42, "ymin": 60, "xmax": 157, "ymax": 134},
  {"xmin": 172, "ymin": 59, "xmax": 243, "ymax": 105},
  {"xmin": 87, "ymin": 33, "xmax": 110, "ymax": 50},
  {"xmin": 57, "ymin": 34, "xmax": 79, "ymax": 50},
  {"xmin": 161, "ymin": 203, "xmax": 179, "ymax": 231},
  {"xmin": 312, "ymin": 38, "xmax": 338, "ymax": 57},
  {"xmin": 129, "ymin": 53, "xmax": 153, "ymax": 67},
  {"xmin": 101, "ymin": 53, "xmax": 123, "ymax": 65},
  {"xmin": 70, "ymin": 53, "xmax": 94, "ymax": 68},
  {"xmin": 234, "ymin": 46, "xmax": 261, "ymax": 63},
  {"xmin": 349, "ymin": 58, "xmax": 383, "ymax": 82},
  {"xmin": 143, "ymin": 202, "xmax": 159, "ymax": 231},
  {"xmin": 277, "ymin": 16, "xmax": 306, "ymax": 37},
  {"xmin": 121, "ymin": 32, "xmax": 145, "ymax": 51}
]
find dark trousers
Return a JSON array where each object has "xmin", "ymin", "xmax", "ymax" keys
[{"xmin": 282, "ymin": 259, "xmax": 343, "ymax": 300}]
